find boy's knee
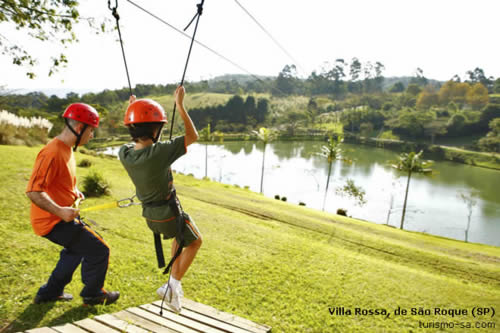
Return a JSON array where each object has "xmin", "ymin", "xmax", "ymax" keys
[{"xmin": 192, "ymin": 237, "xmax": 202, "ymax": 249}]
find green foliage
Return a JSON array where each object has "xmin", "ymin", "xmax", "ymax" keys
[
  {"xmin": 0, "ymin": 0, "xmax": 107, "ymax": 78},
  {"xmin": 335, "ymin": 179, "xmax": 367, "ymax": 206},
  {"xmin": 392, "ymin": 150, "xmax": 433, "ymax": 173},
  {"xmin": 80, "ymin": 169, "xmax": 110, "ymax": 197},
  {"xmin": 478, "ymin": 118, "xmax": 500, "ymax": 152},
  {"xmin": 78, "ymin": 158, "xmax": 92, "ymax": 168},
  {"xmin": 379, "ymin": 130, "xmax": 399, "ymax": 140},
  {"xmin": 406, "ymin": 84, "xmax": 422, "ymax": 96}
]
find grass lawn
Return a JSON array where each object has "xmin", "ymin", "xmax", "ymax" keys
[{"xmin": 0, "ymin": 145, "xmax": 499, "ymax": 332}]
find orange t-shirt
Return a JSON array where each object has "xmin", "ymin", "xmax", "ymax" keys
[{"xmin": 26, "ymin": 138, "xmax": 77, "ymax": 236}]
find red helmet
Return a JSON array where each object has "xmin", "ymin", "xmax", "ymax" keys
[
  {"xmin": 62, "ymin": 103, "xmax": 100, "ymax": 128},
  {"xmin": 124, "ymin": 99, "xmax": 167, "ymax": 125}
]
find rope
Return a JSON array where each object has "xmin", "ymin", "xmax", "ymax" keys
[
  {"xmin": 169, "ymin": 0, "xmax": 205, "ymax": 140},
  {"xmin": 124, "ymin": 0, "xmax": 288, "ymax": 97},
  {"xmin": 233, "ymin": 0, "xmax": 305, "ymax": 75},
  {"xmin": 108, "ymin": 0, "xmax": 134, "ymax": 96}
]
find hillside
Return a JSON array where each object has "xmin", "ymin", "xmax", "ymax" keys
[{"xmin": 0, "ymin": 145, "xmax": 499, "ymax": 332}]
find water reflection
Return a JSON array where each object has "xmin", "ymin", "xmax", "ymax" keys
[{"xmin": 103, "ymin": 141, "xmax": 500, "ymax": 246}]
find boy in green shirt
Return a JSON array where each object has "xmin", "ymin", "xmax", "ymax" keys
[{"xmin": 119, "ymin": 86, "xmax": 201, "ymax": 312}]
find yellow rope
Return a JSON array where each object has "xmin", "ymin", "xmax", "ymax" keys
[{"xmin": 80, "ymin": 201, "xmax": 119, "ymax": 212}]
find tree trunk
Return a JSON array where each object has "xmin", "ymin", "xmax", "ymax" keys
[
  {"xmin": 465, "ymin": 211, "xmax": 472, "ymax": 242},
  {"xmin": 322, "ymin": 161, "xmax": 333, "ymax": 211},
  {"xmin": 260, "ymin": 143, "xmax": 266, "ymax": 193},
  {"xmin": 400, "ymin": 169, "xmax": 412, "ymax": 230},
  {"xmin": 205, "ymin": 144, "xmax": 208, "ymax": 178}
]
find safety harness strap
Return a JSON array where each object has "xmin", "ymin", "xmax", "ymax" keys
[
  {"xmin": 147, "ymin": 190, "xmax": 186, "ymax": 273},
  {"xmin": 154, "ymin": 233, "xmax": 165, "ymax": 268}
]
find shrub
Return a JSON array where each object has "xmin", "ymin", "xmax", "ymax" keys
[
  {"xmin": 337, "ymin": 208, "xmax": 347, "ymax": 216},
  {"xmin": 78, "ymin": 159, "xmax": 92, "ymax": 167},
  {"xmin": 80, "ymin": 169, "xmax": 110, "ymax": 197}
]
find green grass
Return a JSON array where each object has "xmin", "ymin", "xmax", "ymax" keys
[{"xmin": 1, "ymin": 145, "xmax": 499, "ymax": 332}]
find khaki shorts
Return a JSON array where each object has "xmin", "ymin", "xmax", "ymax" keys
[{"xmin": 146, "ymin": 212, "xmax": 201, "ymax": 247}]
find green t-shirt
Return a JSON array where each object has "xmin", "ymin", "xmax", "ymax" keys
[{"xmin": 118, "ymin": 136, "xmax": 186, "ymax": 221}]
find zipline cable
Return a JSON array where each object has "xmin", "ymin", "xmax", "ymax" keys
[
  {"xmin": 233, "ymin": 0, "xmax": 306, "ymax": 75},
  {"xmin": 108, "ymin": 0, "xmax": 134, "ymax": 96},
  {"xmin": 125, "ymin": 0, "xmax": 286, "ymax": 95}
]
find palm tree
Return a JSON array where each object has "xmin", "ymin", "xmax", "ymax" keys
[
  {"xmin": 252, "ymin": 127, "xmax": 275, "ymax": 193},
  {"xmin": 392, "ymin": 150, "xmax": 433, "ymax": 230},
  {"xmin": 318, "ymin": 134, "xmax": 349, "ymax": 211},
  {"xmin": 199, "ymin": 124, "xmax": 213, "ymax": 178}
]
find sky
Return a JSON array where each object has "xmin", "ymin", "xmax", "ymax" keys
[{"xmin": 1, "ymin": 0, "xmax": 500, "ymax": 94}]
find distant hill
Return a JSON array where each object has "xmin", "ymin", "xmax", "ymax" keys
[
  {"xmin": 382, "ymin": 76, "xmax": 444, "ymax": 91},
  {"xmin": 208, "ymin": 74, "xmax": 274, "ymax": 84}
]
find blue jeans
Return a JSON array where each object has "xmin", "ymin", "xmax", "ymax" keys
[{"xmin": 36, "ymin": 220, "xmax": 109, "ymax": 298}]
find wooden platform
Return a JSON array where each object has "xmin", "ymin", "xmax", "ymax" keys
[{"xmin": 21, "ymin": 299, "xmax": 271, "ymax": 333}]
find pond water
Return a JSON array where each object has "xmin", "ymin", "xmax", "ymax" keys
[{"xmin": 104, "ymin": 141, "xmax": 500, "ymax": 246}]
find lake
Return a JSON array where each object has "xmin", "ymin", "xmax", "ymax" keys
[{"xmin": 105, "ymin": 141, "xmax": 500, "ymax": 247}]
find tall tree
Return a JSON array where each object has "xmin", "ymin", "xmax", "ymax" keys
[
  {"xmin": 410, "ymin": 67, "xmax": 428, "ymax": 87},
  {"xmin": 349, "ymin": 57, "xmax": 362, "ymax": 94},
  {"xmin": 199, "ymin": 124, "xmax": 213, "ymax": 178},
  {"xmin": 275, "ymin": 64, "xmax": 299, "ymax": 96},
  {"xmin": 318, "ymin": 135, "xmax": 349, "ymax": 211},
  {"xmin": 457, "ymin": 190, "xmax": 478, "ymax": 243},
  {"xmin": 391, "ymin": 151, "xmax": 433, "ymax": 230},
  {"xmin": 252, "ymin": 127, "xmax": 276, "ymax": 193}
]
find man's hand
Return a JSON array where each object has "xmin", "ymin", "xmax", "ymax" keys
[
  {"xmin": 76, "ymin": 188, "xmax": 85, "ymax": 200},
  {"xmin": 59, "ymin": 207, "xmax": 80, "ymax": 222}
]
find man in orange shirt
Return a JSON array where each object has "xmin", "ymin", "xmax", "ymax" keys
[{"xmin": 26, "ymin": 103, "xmax": 119, "ymax": 306}]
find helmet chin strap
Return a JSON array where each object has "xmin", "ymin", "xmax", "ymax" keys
[
  {"xmin": 65, "ymin": 118, "xmax": 88, "ymax": 151},
  {"xmin": 153, "ymin": 123, "xmax": 164, "ymax": 143}
]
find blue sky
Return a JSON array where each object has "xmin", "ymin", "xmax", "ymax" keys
[{"xmin": 1, "ymin": 0, "xmax": 499, "ymax": 93}]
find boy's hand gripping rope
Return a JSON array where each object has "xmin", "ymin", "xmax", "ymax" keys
[{"xmin": 169, "ymin": 0, "xmax": 205, "ymax": 140}]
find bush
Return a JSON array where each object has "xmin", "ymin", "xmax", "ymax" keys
[
  {"xmin": 80, "ymin": 169, "xmax": 110, "ymax": 197},
  {"xmin": 78, "ymin": 159, "xmax": 92, "ymax": 167}
]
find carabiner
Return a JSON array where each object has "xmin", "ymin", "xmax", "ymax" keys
[{"xmin": 117, "ymin": 195, "xmax": 141, "ymax": 208}]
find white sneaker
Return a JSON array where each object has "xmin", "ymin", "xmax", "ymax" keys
[
  {"xmin": 156, "ymin": 282, "xmax": 182, "ymax": 313},
  {"xmin": 156, "ymin": 282, "xmax": 169, "ymax": 299}
]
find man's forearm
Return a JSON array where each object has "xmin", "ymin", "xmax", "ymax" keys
[{"xmin": 26, "ymin": 191, "xmax": 62, "ymax": 217}]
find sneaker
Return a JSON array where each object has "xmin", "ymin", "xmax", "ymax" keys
[
  {"xmin": 34, "ymin": 292, "xmax": 73, "ymax": 304},
  {"xmin": 156, "ymin": 283, "xmax": 182, "ymax": 313},
  {"xmin": 83, "ymin": 290, "xmax": 120, "ymax": 306},
  {"xmin": 156, "ymin": 282, "xmax": 169, "ymax": 299}
]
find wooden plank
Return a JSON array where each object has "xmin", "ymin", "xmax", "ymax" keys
[
  {"xmin": 114, "ymin": 310, "xmax": 177, "ymax": 333},
  {"xmin": 175, "ymin": 299, "xmax": 271, "ymax": 333},
  {"xmin": 25, "ymin": 328, "xmax": 58, "ymax": 333},
  {"xmin": 140, "ymin": 304, "xmax": 225, "ymax": 333},
  {"xmin": 51, "ymin": 323, "xmax": 88, "ymax": 333},
  {"xmin": 73, "ymin": 318, "xmax": 120, "ymax": 333},
  {"xmin": 126, "ymin": 307, "xmax": 199, "ymax": 333},
  {"xmin": 94, "ymin": 314, "xmax": 150, "ymax": 333},
  {"xmin": 150, "ymin": 302, "xmax": 252, "ymax": 333}
]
